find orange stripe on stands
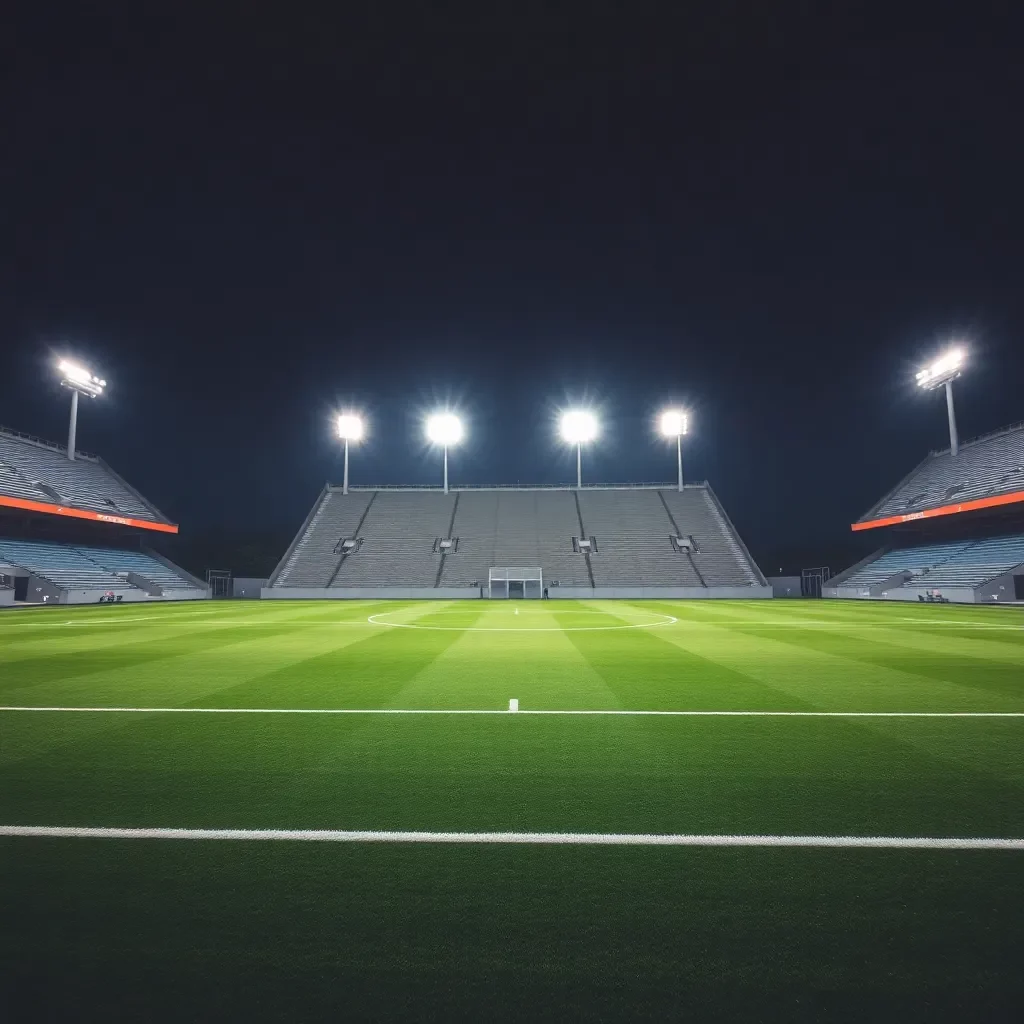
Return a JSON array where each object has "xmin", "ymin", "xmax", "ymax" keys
[
  {"xmin": 0, "ymin": 494, "xmax": 178, "ymax": 533},
  {"xmin": 852, "ymin": 489, "xmax": 1024, "ymax": 532}
]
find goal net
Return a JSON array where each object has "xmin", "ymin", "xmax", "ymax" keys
[{"xmin": 488, "ymin": 566, "xmax": 543, "ymax": 599}]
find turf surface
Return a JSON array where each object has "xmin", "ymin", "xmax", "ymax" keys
[{"xmin": 2, "ymin": 598, "xmax": 1023, "ymax": 1020}]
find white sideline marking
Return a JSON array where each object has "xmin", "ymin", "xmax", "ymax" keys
[
  {"xmin": 1, "ymin": 825, "xmax": 1021, "ymax": 849},
  {"xmin": 367, "ymin": 612, "xmax": 678, "ymax": 632},
  {"xmin": 2, "ymin": 706, "xmax": 1022, "ymax": 717}
]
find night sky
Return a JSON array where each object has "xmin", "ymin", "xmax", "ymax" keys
[{"xmin": 3, "ymin": 6, "xmax": 1023, "ymax": 573}]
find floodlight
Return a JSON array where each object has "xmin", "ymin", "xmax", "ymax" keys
[
  {"xmin": 559, "ymin": 409, "xmax": 599, "ymax": 445},
  {"xmin": 559, "ymin": 408, "xmax": 599, "ymax": 487},
  {"xmin": 658, "ymin": 408, "xmax": 690, "ymax": 490},
  {"xmin": 915, "ymin": 345, "xmax": 967, "ymax": 456},
  {"xmin": 58, "ymin": 359, "xmax": 106, "ymax": 398},
  {"xmin": 336, "ymin": 412, "xmax": 365, "ymax": 494},
  {"xmin": 916, "ymin": 347, "xmax": 965, "ymax": 390},
  {"xmin": 426, "ymin": 412, "xmax": 464, "ymax": 493},
  {"xmin": 426, "ymin": 412, "xmax": 464, "ymax": 447},
  {"xmin": 57, "ymin": 358, "xmax": 106, "ymax": 461},
  {"xmin": 337, "ymin": 413, "xmax": 364, "ymax": 441},
  {"xmin": 659, "ymin": 409, "xmax": 688, "ymax": 437}
]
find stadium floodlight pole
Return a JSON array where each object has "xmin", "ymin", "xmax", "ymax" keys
[
  {"xmin": 57, "ymin": 359, "xmax": 106, "ymax": 461},
  {"xmin": 559, "ymin": 409, "xmax": 599, "ymax": 488},
  {"xmin": 336, "ymin": 413, "xmax": 365, "ymax": 495},
  {"xmin": 659, "ymin": 409, "xmax": 689, "ymax": 491},
  {"xmin": 426, "ymin": 412, "xmax": 464, "ymax": 494},
  {"xmin": 915, "ymin": 347, "xmax": 965, "ymax": 456}
]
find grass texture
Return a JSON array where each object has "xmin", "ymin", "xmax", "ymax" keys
[{"xmin": 1, "ymin": 598, "xmax": 1022, "ymax": 1021}]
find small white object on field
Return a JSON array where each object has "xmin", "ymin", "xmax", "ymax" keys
[{"xmin": 509, "ymin": 698, "xmax": 519, "ymax": 712}]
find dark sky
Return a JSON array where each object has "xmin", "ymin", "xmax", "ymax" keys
[{"xmin": 3, "ymin": 4, "xmax": 1023, "ymax": 570}]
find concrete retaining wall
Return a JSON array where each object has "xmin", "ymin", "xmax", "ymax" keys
[
  {"xmin": 262, "ymin": 585, "xmax": 771, "ymax": 600},
  {"xmin": 262, "ymin": 586, "xmax": 482, "ymax": 600}
]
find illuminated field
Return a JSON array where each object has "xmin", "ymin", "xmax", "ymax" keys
[{"xmin": 2, "ymin": 599, "xmax": 1023, "ymax": 1020}]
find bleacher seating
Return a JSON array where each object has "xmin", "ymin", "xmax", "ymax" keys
[
  {"xmin": 859, "ymin": 423, "xmax": 1024, "ymax": 524},
  {"xmin": 270, "ymin": 484, "xmax": 765, "ymax": 591},
  {"xmin": 911, "ymin": 535, "xmax": 1024, "ymax": 589},
  {"xmin": 274, "ymin": 490, "xmax": 376, "ymax": 587},
  {"xmin": 0, "ymin": 538, "xmax": 140, "ymax": 592},
  {"xmin": 332, "ymin": 491, "xmax": 455, "ymax": 586},
  {"xmin": 576, "ymin": 489, "xmax": 703, "ymax": 586},
  {"xmin": 440, "ymin": 490, "xmax": 592, "ymax": 587},
  {"xmin": 838, "ymin": 541, "xmax": 973, "ymax": 587},
  {"xmin": 77, "ymin": 546, "xmax": 203, "ymax": 591},
  {"xmin": 0, "ymin": 429, "xmax": 168, "ymax": 524},
  {"xmin": 0, "ymin": 538, "xmax": 203, "ymax": 596},
  {"xmin": 661, "ymin": 488, "xmax": 763, "ymax": 586},
  {"xmin": 836, "ymin": 535, "xmax": 1024, "ymax": 591}
]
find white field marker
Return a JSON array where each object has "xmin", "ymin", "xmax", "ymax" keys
[
  {"xmin": 1, "ymin": 825, "xmax": 1021, "ymax": 849},
  {"xmin": 509, "ymin": 698, "xmax": 519, "ymax": 712}
]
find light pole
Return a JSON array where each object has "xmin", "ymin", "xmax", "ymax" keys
[
  {"xmin": 916, "ymin": 347, "xmax": 965, "ymax": 456},
  {"xmin": 336, "ymin": 413, "xmax": 365, "ymax": 495},
  {"xmin": 659, "ymin": 409, "xmax": 689, "ymax": 490},
  {"xmin": 58, "ymin": 360, "xmax": 106, "ymax": 461},
  {"xmin": 559, "ymin": 409, "xmax": 599, "ymax": 488},
  {"xmin": 426, "ymin": 412, "xmax": 464, "ymax": 494}
]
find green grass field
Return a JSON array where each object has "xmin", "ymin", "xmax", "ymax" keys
[{"xmin": 2, "ymin": 598, "xmax": 1023, "ymax": 1021}]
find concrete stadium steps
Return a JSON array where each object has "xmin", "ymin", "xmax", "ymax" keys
[
  {"xmin": 331, "ymin": 491, "xmax": 455, "ymax": 587},
  {"xmin": 440, "ymin": 490, "xmax": 591, "ymax": 587},
  {"xmin": 859, "ymin": 422, "xmax": 1024, "ymax": 524},
  {"xmin": 660, "ymin": 487, "xmax": 763, "ymax": 587},
  {"xmin": 0, "ymin": 538, "xmax": 141, "ymax": 592},
  {"xmin": 74, "ymin": 546, "xmax": 203, "ymax": 591},
  {"xmin": 576, "ymin": 489, "xmax": 703, "ymax": 586},
  {"xmin": 0, "ymin": 429, "xmax": 165, "ymax": 522},
  {"xmin": 271, "ymin": 484, "xmax": 764, "ymax": 592},
  {"xmin": 274, "ymin": 490, "xmax": 376, "ymax": 587}
]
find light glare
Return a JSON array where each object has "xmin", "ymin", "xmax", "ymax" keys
[
  {"xmin": 337, "ymin": 413, "xmax": 364, "ymax": 441},
  {"xmin": 916, "ymin": 347, "xmax": 965, "ymax": 388},
  {"xmin": 559, "ymin": 409, "xmax": 599, "ymax": 444},
  {"xmin": 426, "ymin": 412, "xmax": 464, "ymax": 446},
  {"xmin": 58, "ymin": 359, "xmax": 105, "ymax": 396},
  {"xmin": 659, "ymin": 409, "xmax": 688, "ymax": 437}
]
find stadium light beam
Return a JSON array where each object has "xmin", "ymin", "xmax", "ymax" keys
[
  {"xmin": 57, "ymin": 359, "xmax": 106, "ymax": 462},
  {"xmin": 336, "ymin": 413, "xmax": 365, "ymax": 495},
  {"xmin": 659, "ymin": 409, "xmax": 689, "ymax": 491},
  {"xmin": 916, "ymin": 346, "xmax": 966, "ymax": 456},
  {"xmin": 559, "ymin": 409, "xmax": 599, "ymax": 488},
  {"xmin": 426, "ymin": 412, "xmax": 464, "ymax": 494}
]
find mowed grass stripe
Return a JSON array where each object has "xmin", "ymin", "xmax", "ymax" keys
[
  {"xmin": 640, "ymin": 601, "xmax": 1024, "ymax": 712},
  {"xmin": 190, "ymin": 601, "xmax": 491, "ymax": 710},
  {"xmin": 4, "ymin": 712, "xmax": 1023, "ymax": 837},
  {"xmin": 723, "ymin": 620, "xmax": 1024, "ymax": 701},
  {"xmin": 390, "ymin": 604, "xmax": 621, "ymax": 711}
]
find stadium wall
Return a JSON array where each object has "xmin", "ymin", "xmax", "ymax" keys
[
  {"xmin": 261, "ymin": 585, "xmax": 771, "ymax": 600},
  {"xmin": 0, "ymin": 587, "xmax": 13, "ymax": 606}
]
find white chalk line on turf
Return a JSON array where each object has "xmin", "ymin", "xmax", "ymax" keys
[
  {"xmin": 366, "ymin": 612, "xmax": 678, "ymax": 631},
  {"xmin": 2, "ymin": 706, "xmax": 1022, "ymax": 717},
  {"xmin": 1, "ymin": 825, "xmax": 1021, "ymax": 849}
]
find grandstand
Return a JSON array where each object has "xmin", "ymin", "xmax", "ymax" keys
[
  {"xmin": 267, "ymin": 482, "xmax": 768, "ymax": 598},
  {"xmin": 0, "ymin": 427, "xmax": 204, "ymax": 604},
  {"xmin": 828, "ymin": 421, "xmax": 1024, "ymax": 603}
]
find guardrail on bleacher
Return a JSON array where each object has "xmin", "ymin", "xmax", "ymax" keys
[{"xmin": 329, "ymin": 481, "xmax": 709, "ymax": 492}]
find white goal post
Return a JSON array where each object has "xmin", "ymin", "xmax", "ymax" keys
[{"xmin": 488, "ymin": 566, "xmax": 543, "ymax": 599}]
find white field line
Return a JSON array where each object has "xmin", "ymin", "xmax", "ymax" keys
[
  {"xmin": 1, "ymin": 825, "xmax": 1021, "ymax": 849},
  {"xmin": 2, "ymin": 706, "xmax": 1022, "ymax": 717},
  {"xmin": 366, "ymin": 612, "xmax": 678, "ymax": 632}
]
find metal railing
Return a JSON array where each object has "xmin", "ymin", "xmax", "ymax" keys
[
  {"xmin": 330, "ymin": 481, "xmax": 708, "ymax": 492},
  {"xmin": 0, "ymin": 425, "xmax": 97, "ymax": 461}
]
